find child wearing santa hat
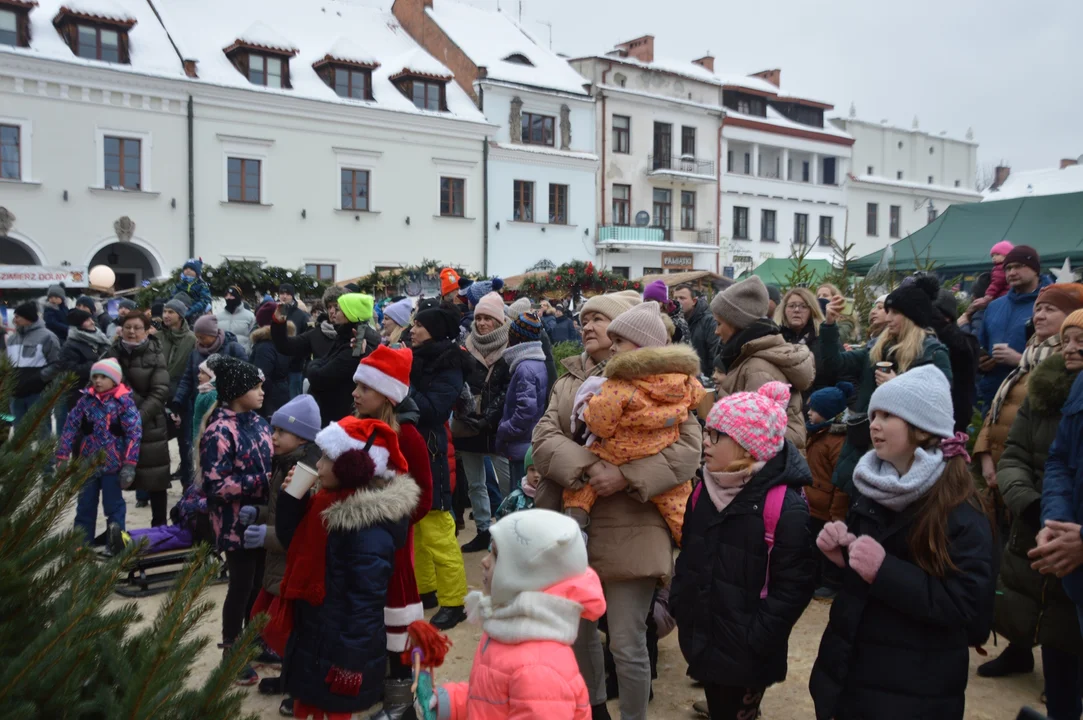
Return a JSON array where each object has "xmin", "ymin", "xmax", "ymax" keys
[{"xmin": 272, "ymin": 416, "xmax": 420, "ymax": 720}]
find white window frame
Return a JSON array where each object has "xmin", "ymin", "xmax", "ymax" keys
[
  {"xmin": 432, "ymin": 158, "xmax": 476, "ymax": 218},
  {"xmin": 333, "ymin": 147, "xmax": 381, "ymax": 212},
  {"xmin": 0, "ymin": 116, "xmax": 32, "ymax": 183},
  {"xmin": 218, "ymin": 134, "xmax": 273, "ymax": 205},
  {"xmin": 95, "ymin": 127, "xmax": 151, "ymax": 191}
]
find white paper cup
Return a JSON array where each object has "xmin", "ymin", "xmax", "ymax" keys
[{"xmin": 287, "ymin": 462, "xmax": 319, "ymax": 498}]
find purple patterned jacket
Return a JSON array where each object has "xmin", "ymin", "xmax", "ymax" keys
[
  {"xmin": 199, "ymin": 407, "xmax": 272, "ymax": 551},
  {"xmin": 57, "ymin": 384, "xmax": 142, "ymax": 474}
]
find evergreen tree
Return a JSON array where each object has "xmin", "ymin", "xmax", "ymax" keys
[
  {"xmin": 0, "ymin": 369, "xmax": 261, "ymax": 719},
  {"xmin": 783, "ymin": 241, "xmax": 818, "ymax": 291}
]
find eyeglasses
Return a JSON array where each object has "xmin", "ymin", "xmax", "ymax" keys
[
  {"xmin": 785, "ymin": 303, "xmax": 809, "ymax": 311},
  {"xmin": 702, "ymin": 428, "xmax": 726, "ymax": 446}
]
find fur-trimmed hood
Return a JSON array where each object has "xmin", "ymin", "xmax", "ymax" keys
[
  {"xmin": 251, "ymin": 321, "xmax": 295, "ymax": 344},
  {"xmin": 604, "ymin": 344, "xmax": 701, "ymax": 380},
  {"xmin": 1028, "ymin": 352, "xmax": 1080, "ymax": 416},
  {"xmin": 322, "ymin": 472, "xmax": 420, "ymax": 533}
]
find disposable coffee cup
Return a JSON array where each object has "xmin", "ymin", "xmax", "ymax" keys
[
  {"xmin": 875, "ymin": 361, "xmax": 893, "ymax": 372},
  {"xmin": 287, "ymin": 462, "xmax": 319, "ymax": 498}
]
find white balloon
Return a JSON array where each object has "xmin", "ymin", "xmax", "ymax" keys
[{"xmin": 89, "ymin": 265, "xmax": 116, "ymax": 288}]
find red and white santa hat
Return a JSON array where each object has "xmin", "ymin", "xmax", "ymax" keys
[
  {"xmin": 353, "ymin": 344, "xmax": 413, "ymax": 405},
  {"xmin": 315, "ymin": 416, "xmax": 408, "ymax": 480}
]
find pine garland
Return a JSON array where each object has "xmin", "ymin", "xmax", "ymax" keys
[{"xmin": 516, "ymin": 260, "xmax": 640, "ymax": 301}]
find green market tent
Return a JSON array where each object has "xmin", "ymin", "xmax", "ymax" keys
[
  {"xmin": 744, "ymin": 257, "xmax": 834, "ymax": 286},
  {"xmin": 851, "ymin": 192, "xmax": 1083, "ymax": 275}
]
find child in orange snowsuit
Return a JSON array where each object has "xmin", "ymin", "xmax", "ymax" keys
[{"xmin": 567, "ymin": 302, "xmax": 704, "ymax": 546}]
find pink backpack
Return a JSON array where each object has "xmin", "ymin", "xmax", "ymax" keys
[{"xmin": 690, "ymin": 482, "xmax": 788, "ymax": 599}]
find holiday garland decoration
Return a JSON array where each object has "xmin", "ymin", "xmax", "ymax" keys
[
  {"xmin": 345, "ymin": 259, "xmax": 471, "ymax": 296},
  {"xmin": 515, "ymin": 260, "xmax": 640, "ymax": 300},
  {"xmin": 135, "ymin": 259, "xmax": 331, "ymax": 306}
]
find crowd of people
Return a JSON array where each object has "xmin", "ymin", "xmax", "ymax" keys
[{"xmin": 11, "ymin": 239, "xmax": 1083, "ymax": 720}]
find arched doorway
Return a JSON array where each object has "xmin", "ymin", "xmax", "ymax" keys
[
  {"xmin": 0, "ymin": 236, "xmax": 43, "ymax": 265},
  {"xmin": 88, "ymin": 242, "xmax": 160, "ymax": 291}
]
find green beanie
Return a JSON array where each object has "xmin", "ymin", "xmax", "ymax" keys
[
  {"xmin": 524, "ymin": 445, "xmax": 534, "ymax": 470},
  {"xmin": 338, "ymin": 293, "xmax": 375, "ymax": 323}
]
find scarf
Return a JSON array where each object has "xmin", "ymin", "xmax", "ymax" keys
[
  {"xmin": 224, "ymin": 298, "xmax": 241, "ymax": 313},
  {"xmin": 196, "ymin": 330, "xmax": 225, "ymax": 356},
  {"xmin": 121, "ymin": 337, "xmax": 148, "ymax": 351},
  {"xmin": 69, "ymin": 326, "xmax": 110, "ymax": 353},
  {"xmin": 852, "ymin": 447, "xmax": 945, "ymax": 511},
  {"xmin": 520, "ymin": 477, "xmax": 537, "ymax": 498},
  {"xmin": 718, "ymin": 319, "xmax": 780, "ymax": 372},
  {"xmin": 320, "ymin": 320, "xmax": 338, "ymax": 339},
  {"xmin": 503, "ymin": 341, "xmax": 545, "ymax": 374},
  {"xmin": 466, "ymin": 323, "xmax": 509, "ymax": 367},
  {"xmin": 781, "ymin": 321, "xmax": 816, "ymax": 347},
  {"xmin": 265, "ymin": 488, "xmax": 354, "ymax": 655},
  {"xmin": 198, "ymin": 380, "xmax": 215, "ymax": 394},
  {"xmin": 464, "ymin": 589, "xmax": 585, "ymax": 645},
  {"xmin": 806, "ymin": 419, "xmax": 833, "ymax": 436},
  {"xmin": 702, "ymin": 462, "xmax": 764, "ymax": 512},
  {"xmin": 989, "ymin": 334, "xmax": 1060, "ymax": 423}
]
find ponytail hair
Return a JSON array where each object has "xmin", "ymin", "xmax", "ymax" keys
[{"xmin": 191, "ymin": 401, "xmax": 219, "ymax": 488}]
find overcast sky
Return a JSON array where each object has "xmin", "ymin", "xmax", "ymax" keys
[{"xmin": 479, "ymin": 0, "xmax": 1083, "ymax": 174}]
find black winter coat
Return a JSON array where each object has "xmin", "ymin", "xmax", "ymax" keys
[
  {"xmin": 549, "ymin": 314, "xmax": 580, "ymax": 344},
  {"xmin": 281, "ymin": 303, "xmax": 311, "ymax": 373},
  {"xmin": 454, "ymin": 351, "xmax": 510, "ymax": 455},
  {"xmin": 934, "ymin": 319, "xmax": 980, "ymax": 433},
  {"xmin": 781, "ymin": 322, "xmax": 832, "ymax": 402},
  {"xmin": 809, "ymin": 492, "xmax": 996, "ymax": 720},
  {"xmin": 107, "ymin": 336, "xmax": 171, "ymax": 491},
  {"xmin": 539, "ymin": 328, "xmax": 557, "ymax": 403},
  {"xmin": 671, "ymin": 442, "xmax": 816, "ymax": 688},
  {"xmin": 45, "ymin": 330, "xmax": 110, "ymax": 409},
  {"xmin": 685, "ymin": 298, "xmax": 719, "ymax": 376},
  {"xmin": 272, "ymin": 320, "xmax": 356, "ymax": 426},
  {"xmin": 409, "ymin": 339, "xmax": 465, "ymax": 512},
  {"xmin": 173, "ymin": 332, "xmax": 248, "ymax": 410},
  {"xmin": 43, "ymin": 303, "xmax": 68, "ymax": 342},
  {"xmin": 276, "ymin": 474, "xmax": 418, "ymax": 714},
  {"xmin": 248, "ymin": 324, "xmax": 292, "ymax": 420}
]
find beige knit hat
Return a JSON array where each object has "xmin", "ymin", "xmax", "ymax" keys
[
  {"xmin": 580, "ymin": 289, "xmax": 641, "ymax": 321},
  {"xmin": 607, "ymin": 301, "xmax": 668, "ymax": 348},
  {"xmin": 505, "ymin": 297, "xmax": 531, "ymax": 318},
  {"xmin": 474, "ymin": 292, "xmax": 507, "ymax": 325},
  {"xmin": 710, "ymin": 276, "xmax": 769, "ymax": 330}
]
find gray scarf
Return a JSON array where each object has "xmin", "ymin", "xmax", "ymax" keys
[
  {"xmin": 69, "ymin": 326, "xmax": 110, "ymax": 353},
  {"xmin": 503, "ymin": 341, "xmax": 545, "ymax": 373},
  {"xmin": 852, "ymin": 447, "xmax": 945, "ymax": 511},
  {"xmin": 320, "ymin": 320, "xmax": 338, "ymax": 339},
  {"xmin": 466, "ymin": 323, "xmax": 510, "ymax": 367}
]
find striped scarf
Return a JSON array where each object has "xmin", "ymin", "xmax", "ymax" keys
[{"xmin": 989, "ymin": 334, "xmax": 1060, "ymax": 423}]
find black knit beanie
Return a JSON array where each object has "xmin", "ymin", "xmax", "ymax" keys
[
  {"xmin": 212, "ymin": 356, "xmax": 264, "ymax": 404},
  {"xmin": 414, "ymin": 304, "xmax": 460, "ymax": 341},
  {"xmin": 884, "ymin": 276, "xmax": 940, "ymax": 329},
  {"xmin": 14, "ymin": 302, "xmax": 38, "ymax": 322}
]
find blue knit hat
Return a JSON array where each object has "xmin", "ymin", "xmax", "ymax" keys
[
  {"xmin": 465, "ymin": 277, "xmax": 504, "ymax": 308},
  {"xmin": 271, "ymin": 394, "xmax": 321, "ymax": 442},
  {"xmin": 808, "ymin": 381, "xmax": 854, "ymax": 421},
  {"xmin": 508, "ymin": 311, "xmax": 543, "ymax": 344},
  {"xmin": 182, "ymin": 258, "xmax": 203, "ymax": 277}
]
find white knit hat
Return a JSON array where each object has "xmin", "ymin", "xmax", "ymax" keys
[
  {"xmin": 867, "ymin": 364, "xmax": 954, "ymax": 439},
  {"xmin": 488, "ymin": 509, "xmax": 588, "ymax": 607}
]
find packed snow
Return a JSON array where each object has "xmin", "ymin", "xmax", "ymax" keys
[
  {"xmin": 983, "ymin": 164, "xmax": 1083, "ymax": 201},
  {"xmin": 233, "ymin": 21, "xmax": 298, "ymax": 54},
  {"xmin": 852, "ymin": 174, "xmax": 982, "ymax": 197},
  {"xmin": 323, "ymin": 36, "xmax": 379, "ymax": 67},
  {"xmin": 56, "ymin": 0, "xmax": 137, "ymax": 24}
]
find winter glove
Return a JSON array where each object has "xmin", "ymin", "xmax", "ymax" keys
[
  {"xmin": 848, "ymin": 535, "xmax": 887, "ymax": 584},
  {"xmin": 325, "ymin": 666, "xmax": 363, "ymax": 697},
  {"xmin": 118, "ymin": 465, "xmax": 137, "ymax": 490},
  {"xmin": 238, "ymin": 505, "xmax": 258, "ymax": 525},
  {"xmin": 816, "ymin": 521, "xmax": 856, "ymax": 568},
  {"xmin": 243, "ymin": 524, "xmax": 267, "ymax": 549}
]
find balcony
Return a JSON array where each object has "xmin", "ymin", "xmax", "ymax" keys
[
  {"xmin": 597, "ymin": 225, "xmax": 719, "ymax": 253},
  {"xmin": 647, "ymin": 154, "xmax": 717, "ymax": 183}
]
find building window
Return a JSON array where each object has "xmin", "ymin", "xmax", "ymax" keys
[
  {"xmin": 928, "ymin": 175, "xmax": 934, "ymax": 184},
  {"xmin": 743, "ymin": 153, "xmax": 751, "ymax": 174},
  {"xmin": 889, "ymin": 205, "xmax": 900, "ymax": 238},
  {"xmin": 76, "ymin": 25, "xmax": 120, "ymax": 62},
  {"xmin": 103, "ymin": 136, "xmax": 140, "ymax": 190},
  {"xmin": 681, "ymin": 126, "xmax": 696, "ymax": 156},
  {"xmin": 822, "ymin": 157, "xmax": 836, "ymax": 185},
  {"xmin": 341, "ymin": 169, "xmax": 370, "ymax": 211},
  {"xmin": 897, "ymin": 141, "xmax": 903, "ymax": 149},
  {"xmin": 331, "ymin": 66, "xmax": 373, "ymax": 100},
  {"xmin": 819, "ymin": 216, "xmax": 833, "ymax": 246},
  {"xmin": 732, "ymin": 207, "xmax": 749, "ymax": 240},
  {"xmin": 610, "ymin": 266, "xmax": 630, "ymax": 279},
  {"xmin": 612, "ymin": 184, "xmax": 630, "ymax": 225},
  {"xmin": 896, "ymin": 171, "xmax": 903, "ymax": 180},
  {"xmin": 228, "ymin": 157, "xmax": 261, "ymax": 203},
  {"xmin": 522, "ymin": 112, "xmax": 555, "ymax": 146},
  {"xmin": 726, "ymin": 150, "xmax": 733, "ymax": 172},
  {"xmin": 866, "ymin": 165, "xmax": 873, "ymax": 175},
  {"xmin": 802, "ymin": 161, "xmax": 810, "ymax": 182},
  {"xmin": 652, "ymin": 122, "xmax": 672, "ymax": 168},
  {"xmin": 866, "ymin": 202, "xmax": 878, "ymax": 236},
  {"xmin": 513, "ymin": 180, "xmax": 534, "ymax": 222},
  {"xmin": 1, "ymin": 124, "xmax": 19, "ymax": 180},
  {"xmin": 642, "ymin": 267, "xmax": 662, "ymax": 275},
  {"xmin": 955, "ymin": 179, "xmax": 961, "ymax": 187},
  {"xmin": 929, "ymin": 146, "xmax": 935, "ymax": 155},
  {"xmin": 305, "ymin": 264, "xmax": 336, "ymax": 282},
  {"xmin": 394, "ymin": 76, "xmax": 446, "ymax": 111},
  {"xmin": 613, "ymin": 115, "xmax": 630, "ymax": 154},
  {"xmin": 549, "ymin": 183, "xmax": 568, "ymax": 224},
  {"xmin": 794, "ymin": 213, "xmax": 808, "ymax": 245},
  {"xmin": 248, "ymin": 53, "xmax": 286, "ymax": 87},
  {"xmin": 652, "ymin": 188, "xmax": 671, "ymax": 239},
  {"xmin": 1, "ymin": 5, "xmax": 32, "ymax": 48},
  {"xmin": 680, "ymin": 191, "xmax": 695, "ymax": 230},
  {"xmin": 761, "ymin": 209, "xmax": 776, "ymax": 242},
  {"xmin": 440, "ymin": 177, "xmax": 464, "ymax": 217},
  {"xmin": 928, "ymin": 205, "xmax": 938, "ymax": 224}
]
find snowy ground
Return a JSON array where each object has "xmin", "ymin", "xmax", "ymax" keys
[{"xmin": 87, "ymin": 441, "xmax": 1048, "ymax": 719}]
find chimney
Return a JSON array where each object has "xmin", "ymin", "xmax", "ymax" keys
[
  {"xmin": 182, "ymin": 59, "xmax": 198, "ymax": 78},
  {"xmin": 692, "ymin": 55, "xmax": 714, "ymax": 72},
  {"xmin": 750, "ymin": 68, "xmax": 781, "ymax": 87},
  {"xmin": 993, "ymin": 165, "xmax": 1011, "ymax": 190},
  {"xmin": 615, "ymin": 35, "xmax": 654, "ymax": 63},
  {"xmin": 1061, "ymin": 158, "xmax": 1079, "ymax": 169}
]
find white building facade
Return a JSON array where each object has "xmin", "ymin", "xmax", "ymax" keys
[{"xmin": 831, "ymin": 115, "xmax": 980, "ymax": 258}]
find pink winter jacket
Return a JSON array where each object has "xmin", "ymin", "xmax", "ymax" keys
[{"xmin": 437, "ymin": 568, "xmax": 607, "ymax": 720}]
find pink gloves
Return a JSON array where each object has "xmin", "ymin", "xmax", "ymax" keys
[{"xmin": 816, "ymin": 522, "xmax": 886, "ymax": 584}]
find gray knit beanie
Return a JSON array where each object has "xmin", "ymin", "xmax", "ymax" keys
[
  {"xmin": 607, "ymin": 301, "xmax": 668, "ymax": 348},
  {"xmin": 580, "ymin": 290, "xmax": 641, "ymax": 321},
  {"xmin": 165, "ymin": 292, "xmax": 192, "ymax": 316},
  {"xmin": 867, "ymin": 364, "xmax": 955, "ymax": 439},
  {"xmin": 505, "ymin": 297, "xmax": 531, "ymax": 319},
  {"xmin": 710, "ymin": 276, "xmax": 769, "ymax": 330}
]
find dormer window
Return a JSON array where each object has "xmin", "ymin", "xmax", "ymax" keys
[
  {"xmin": 53, "ymin": 4, "xmax": 137, "ymax": 64},
  {"xmin": 224, "ymin": 25, "xmax": 298, "ymax": 89},
  {"xmin": 248, "ymin": 53, "xmax": 285, "ymax": 87},
  {"xmin": 504, "ymin": 53, "xmax": 533, "ymax": 66},
  {"xmin": 1, "ymin": 0, "xmax": 36, "ymax": 48},
  {"xmin": 392, "ymin": 73, "xmax": 447, "ymax": 112},
  {"xmin": 313, "ymin": 46, "xmax": 378, "ymax": 101}
]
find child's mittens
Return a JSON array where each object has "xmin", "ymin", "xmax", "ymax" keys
[
  {"xmin": 243, "ymin": 524, "xmax": 266, "ymax": 549},
  {"xmin": 816, "ymin": 521, "xmax": 856, "ymax": 568},
  {"xmin": 325, "ymin": 666, "xmax": 363, "ymax": 696},
  {"xmin": 119, "ymin": 465, "xmax": 137, "ymax": 489},
  {"xmin": 847, "ymin": 535, "xmax": 886, "ymax": 584},
  {"xmin": 238, "ymin": 505, "xmax": 258, "ymax": 525}
]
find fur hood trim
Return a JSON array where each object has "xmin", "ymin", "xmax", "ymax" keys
[
  {"xmin": 605, "ymin": 344, "xmax": 701, "ymax": 380},
  {"xmin": 322, "ymin": 473, "xmax": 419, "ymax": 532},
  {"xmin": 250, "ymin": 321, "xmax": 295, "ymax": 343},
  {"xmin": 1028, "ymin": 353, "xmax": 1079, "ymax": 416}
]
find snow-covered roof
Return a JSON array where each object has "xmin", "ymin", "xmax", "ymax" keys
[
  {"xmin": 851, "ymin": 174, "xmax": 982, "ymax": 198},
  {"xmin": 426, "ymin": 0, "xmax": 588, "ymax": 96},
  {"xmin": 322, "ymin": 36, "xmax": 378, "ymax": 68},
  {"xmin": 151, "ymin": 0, "xmax": 484, "ymax": 121},
  {"xmin": 837, "ymin": 116, "xmax": 978, "ymax": 147},
  {"xmin": 0, "ymin": 0, "xmax": 187, "ymax": 78},
  {"xmin": 984, "ymin": 164, "xmax": 1083, "ymax": 201},
  {"xmin": 230, "ymin": 21, "xmax": 298, "ymax": 55},
  {"xmin": 726, "ymin": 106, "xmax": 854, "ymax": 143}
]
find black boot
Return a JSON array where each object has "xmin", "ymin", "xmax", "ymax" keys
[
  {"xmin": 591, "ymin": 703, "xmax": 612, "ymax": 720},
  {"xmin": 461, "ymin": 530, "xmax": 491, "ymax": 553},
  {"xmin": 369, "ymin": 678, "xmax": 414, "ymax": 720},
  {"xmin": 977, "ymin": 643, "xmax": 1034, "ymax": 677},
  {"xmin": 430, "ymin": 605, "xmax": 466, "ymax": 630},
  {"xmin": 421, "ymin": 591, "xmax": 438, "ymax": 610}
]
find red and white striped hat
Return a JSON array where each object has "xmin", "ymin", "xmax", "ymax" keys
[{"xmin": 353, "ymin": 344, "xmax": 412, "ymax": 405}]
